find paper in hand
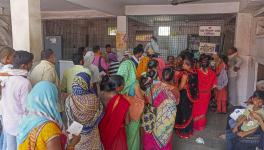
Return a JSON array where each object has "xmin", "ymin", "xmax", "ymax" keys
[{"xmin": 67, "ymin": 121, "xmax": 83, "ymax": 136}]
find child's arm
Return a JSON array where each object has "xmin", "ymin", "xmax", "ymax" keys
[
  {"xmin": 233, "ymin": 115, "xmax": 246, "ymax": 133},
  {"xmin": 237, "ymin": 128, "xmax": 257, "ymax": 138}
]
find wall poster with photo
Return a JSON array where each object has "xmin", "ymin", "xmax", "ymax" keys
[{"xmin": 199, "ymin": 42, "xmax": 216, "ymax": 54}]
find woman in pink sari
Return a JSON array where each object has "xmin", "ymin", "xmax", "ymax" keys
[
  {"xmin": 140, "ymin": 70, "xmax": 177, "ymax": 150},
  {"xmin": 193, "ymin": 54, "xmax": 217, "ymax": 131}
]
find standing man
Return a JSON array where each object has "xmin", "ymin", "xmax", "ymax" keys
[
  {"xmin": 29, "ymin": 49, "xmax": 59, "ymax": 87},
  {"xmin": 92, "ymin": 45, "xmax": 108, "ymax": 76},
  {"xmin": 227, "ymin": 47, "xmax": 242, "ymax": 106},
  {"xmin": 61, "ymin": 53, "xmax": 91, "ymax": 94},
  {"xmin": 1, "ymin": 51, "xmax": 33, "ymax": 150}
]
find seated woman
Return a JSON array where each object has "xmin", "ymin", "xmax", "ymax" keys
[
  {"xmin": 65, "ymin": 72, "xmax": 104, "ymax": 149},
  {"xmin": 231, "ymin": 90, "xmax": 264, "ymax": 150},
  {"xmin": 17, "ymin": 81, "xmax": 80, "ymax": 150},
  {"xmin": 99, "ymin": 75, "xmax": 144, "ymax": 150},
  {"xmin": 140, "ymin": 70, "xmax": 177, "ymax": 150}
]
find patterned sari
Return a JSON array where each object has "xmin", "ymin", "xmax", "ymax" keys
[
  {"xmin": 17, "ymin": 81, "xmax": 66, "ymax": 150},
  {"xmin": 65, "ymin": 72, "xmax": 104, "ymax": 150},
  {"xmin": 143, "ymin": 81, "xmax": 177, "ymax": 150},
  {"xmin": 99, "ymin": 94, "xmax": 130, "ymax": 150}
]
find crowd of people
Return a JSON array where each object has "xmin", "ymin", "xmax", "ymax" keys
[{"xmin": 0, "ymin": 37, "xmax": 263, "ymax": 150}]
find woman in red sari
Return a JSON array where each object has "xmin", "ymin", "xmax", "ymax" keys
[
  {"xmin": 99, "ymin": 75, "xmax": 130, "ymax": 150},
  {"xmin": 99, "ymin": 75, "xmax": 144, "ymax": 150},
  {"xmin": 193, "ymin": 54, "xmax": 217, "ymax": 131}
]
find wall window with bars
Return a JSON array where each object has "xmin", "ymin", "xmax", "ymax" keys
[
  {"xmin": 42, "ymin": 17, "xmax": 117, "ymax": 59},
  {"xmin": 127, "ymin": 15, "xmax": 236, "ymax": 59}
]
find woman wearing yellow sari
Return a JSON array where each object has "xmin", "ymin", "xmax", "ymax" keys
[{"xmin": 17, "ymin": 81, "xmax": 80, "ymax": 150}]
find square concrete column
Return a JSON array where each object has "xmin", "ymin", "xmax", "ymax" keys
[
  {"xmin": 234, "ymin": 13, "xmax": 255, "ymax": 105},
  {"xmin": 10, "ymin": 0, "xmax": 43, "ymax": 61},
  {"xmin": 116, "ymin": 16, "xmax": 128, "ymax": 60}
]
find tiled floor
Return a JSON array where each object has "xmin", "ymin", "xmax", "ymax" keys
[{"xmin": 173, "ymin": 111, "xmax": 228, "ymax": 150}]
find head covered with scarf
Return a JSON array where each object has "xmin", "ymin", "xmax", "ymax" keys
[
  {"xmin": 66, "ymin": 72, "xmax": 103, "ymax": 134},
  {"xmin": 17, "ymin": 81, "xmax": 63, "ymax": 144},
  {"xmin": 72, "ymin": 72, "xmax": 94, "ymax": 95}
]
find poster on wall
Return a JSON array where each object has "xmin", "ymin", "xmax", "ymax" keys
[
  {"xmin": 199, "ymin": 42, "xmax": 216, "ymax": 54},
  {"xmin": 199, "ymin": 26, "xmax": 221, "ymax": 36},
  {"xmin": 116, "ymin": 32, "xmax": 127, "ymax": 51}
]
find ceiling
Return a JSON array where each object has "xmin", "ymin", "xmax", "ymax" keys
[
  {"xmin": 0, "ymin": 0, "xmax": 239, "ymax": 11},
  {"xmin": 123, "ymin": 0, "xmax": 239, "ymax": 5}
]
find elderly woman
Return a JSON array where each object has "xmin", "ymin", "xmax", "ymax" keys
[
  {"xmin": 84, "ymin": 51, "xmax": 101, "ymax": 94},
  {"xmin": 65, "ymin": 72, "xmax": 104, "ymax": 150},
  {"xmin": 17, "ymin": 81, "xmax": 80, "ymax": 150}
]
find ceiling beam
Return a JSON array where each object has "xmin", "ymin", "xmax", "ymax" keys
[
  {"xmin": 125, "ymin": 2, "xmax": 240, "ymax": 15},
  {"xmin": 65, "ymin": 0, "xmax": 124, "ymax": 16},
  {"xmin": 41, "ymin": 10, "xmax": 114, "ymax": 20}
]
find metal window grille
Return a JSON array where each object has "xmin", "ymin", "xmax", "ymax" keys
[
  {"xmin": 42, "ymin": 17, "xmax": 117, "ymax": 59},
  {"xmin": 127, "ymin": 14, "xmax": 236, "ymax": 59}
]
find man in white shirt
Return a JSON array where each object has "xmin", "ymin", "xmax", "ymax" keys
[{"xmin": 227, "ymin": 47, "xmax": 243, "ymax": 106}]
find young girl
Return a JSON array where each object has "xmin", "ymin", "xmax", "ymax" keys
[
  {"xmin": 232, "ymin": 90, "xmax": 264, "ymax": 138},
  {"xmin": 213, "ymin": 53, "xmax": 228, "ymax": 113}
]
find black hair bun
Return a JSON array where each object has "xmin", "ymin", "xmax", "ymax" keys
[{"xmin": 102, "ymin": 75, "xmax": 110, "ymax": 82}]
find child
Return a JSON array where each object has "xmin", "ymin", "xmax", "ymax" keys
[
  {"xmin": 1, "ymin": 51, "xmax": 33, "ymax": 150},
  {"xmin": 232, "ymin": 90, "xmax": 264, "ymax": 138}
]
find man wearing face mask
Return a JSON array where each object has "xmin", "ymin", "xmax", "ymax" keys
[{"xmin": 193, "ymin": 54, "xmax": 217, "ymax": 131}]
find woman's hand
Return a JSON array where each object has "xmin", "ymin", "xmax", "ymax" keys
[
  {"xmin": 237, "ymin": 131, "xmax": 246, "ymax": 138},
  {"xmin": 250, "ymin": 111, "xmax": 263, "ymax": 123},
  {"xmin": 232, "ymin": 126, "xmax": 238, "ymax": 133},
  {"xmin": 67, "ymin": 134, "xmax": 81, "ymax": 150}
]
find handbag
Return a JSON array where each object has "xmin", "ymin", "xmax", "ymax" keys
[{"xmin": 141, "ymin": 86, "xmax": 157, "ymax": 133}]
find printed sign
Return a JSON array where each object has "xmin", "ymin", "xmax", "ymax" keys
[
  {"xmin": 199, "ymin": 42, "xmax": 216, "ymax": 54},
  {"xmin": 199, "ymin": 26, "xmax": 221, "ymax": 36}
]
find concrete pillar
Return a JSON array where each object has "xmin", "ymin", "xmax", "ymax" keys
[
  {"xmin": 10, "ymin": 0, "xmax": 43, "ymax": 62},
  {"xmin": 234, "ymin": 13, "xmax": 255, "ymax": 105},
  {"xmin": 116, "ymin": 16, "xmax": 128, "ymax": 60}
]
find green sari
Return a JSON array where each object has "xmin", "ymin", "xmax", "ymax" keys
[{"xmin": 117, "ymin": 59, "xmax": 140, "ymax": 150}]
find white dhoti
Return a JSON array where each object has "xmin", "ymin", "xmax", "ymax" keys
[{"xmin": 228, "ymin": 77, "xmax": 238, "ymax": 106}]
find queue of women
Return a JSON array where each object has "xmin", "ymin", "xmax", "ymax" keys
[{"xmin": 1, "ymin": 40, "xmax": 263, "ymax": 150}]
